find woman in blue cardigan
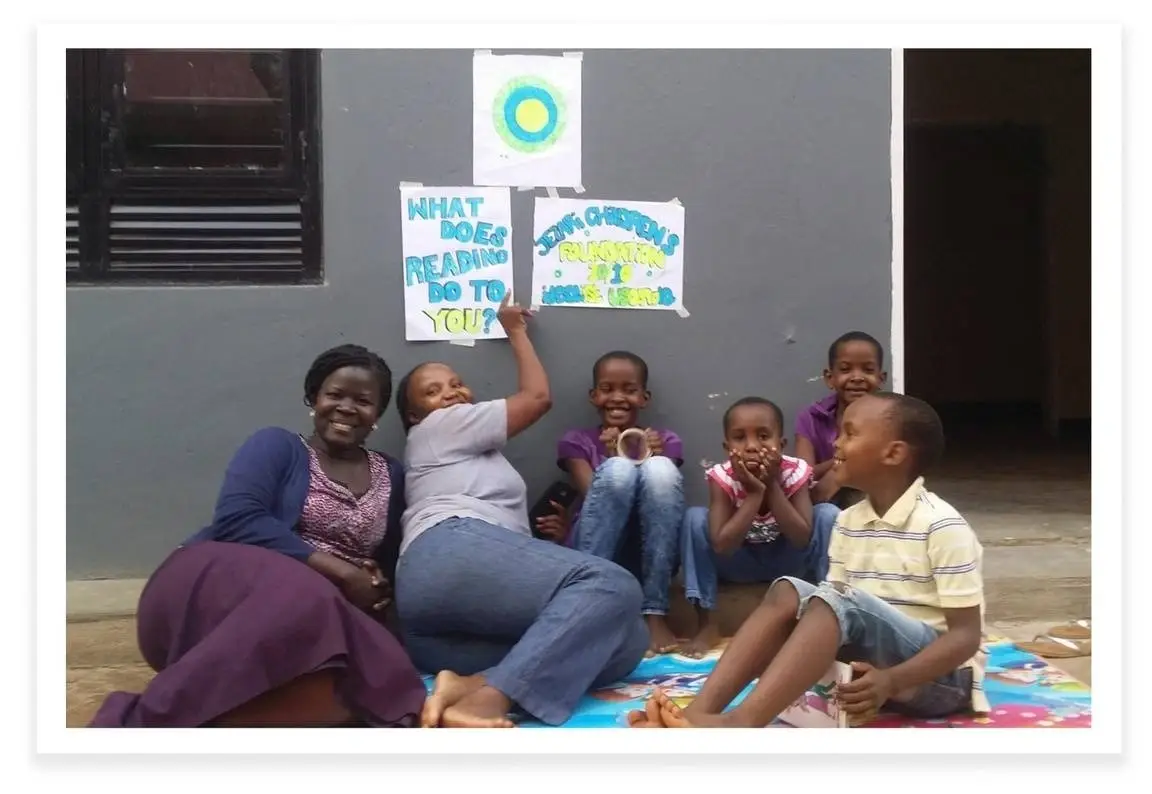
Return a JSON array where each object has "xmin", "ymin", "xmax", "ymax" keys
[{"xmin": 90, "ymin": 345, "xmax": 426, "ymax": 728}]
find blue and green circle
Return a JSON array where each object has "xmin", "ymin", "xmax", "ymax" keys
[{"xmin": 493, "ymin": 76, "xmax": 567, "ymax": 154}]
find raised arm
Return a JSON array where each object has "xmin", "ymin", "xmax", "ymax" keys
[{"xmin": 498, "ymin": 294, "xmax": 552, "ymax": 438}]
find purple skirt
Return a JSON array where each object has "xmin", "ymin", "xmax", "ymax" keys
[{"xmin": 89, "ymin": 541, "xmax": 426, "ymax": 727}]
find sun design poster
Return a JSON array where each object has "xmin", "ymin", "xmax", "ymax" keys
[
  {"xmin": 532, "ymin": 198, "xmax": 685, "ymax": 312},
  {"xmin": 473, "ymin": 52, "xmax": 582, "ymax": 188},
  {"xmin": 400, "ymin": 185, "xmax": 514, "ymax": 342}
]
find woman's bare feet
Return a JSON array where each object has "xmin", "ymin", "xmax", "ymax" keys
[
  {"xmin": 422, "ymin": 671, "xmax": 484, "ymax": 728},
  {"xmin": 441, "ymin": 685, "xmax": 516, "ymax": 728},
  {"xmin": 645, "ymin": 614, "xmax": 680, "ymax": 656},
  {"xmin": 681, "ymin": 617, "xmax": 721, "ymax": 659}
]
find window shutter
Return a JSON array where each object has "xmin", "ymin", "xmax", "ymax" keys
[
  {"xmin": 67, "ymin": 50, "xmax": 322, "ymax": 285},
  {"xmin": 106, "ymin": 201, "xmax": 306, "ymax": 276},
  {"xmin": 67, "ymin": 204, "xmax": 81, "ymax": 273}
]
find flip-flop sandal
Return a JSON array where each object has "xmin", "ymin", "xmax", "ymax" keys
[
  {"xmin": 1046, "ymin": 619, "xmax": 1091, "ymax": 640},
  {"xmin": 1016, "ymin": 634, "xmax": 1092, "ymax": 658}
]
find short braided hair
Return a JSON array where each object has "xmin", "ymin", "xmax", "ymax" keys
[{"xmin": 303, "ymin": 344, "xmax": 393, "ymax": 418}]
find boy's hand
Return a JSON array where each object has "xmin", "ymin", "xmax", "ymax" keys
[
  {"xmin": 730, "ymin": 451, "xmax": 767, "ymax": 494},
  {"xmin": 835, "ymin": 661, "xmax": 894, "ymax": 717},
  {"xmin": 644, "ymin": 428, "xmax": 664, "ymax": 457},
  {"xmin": 535, "ymin": 501, "xmax": 570, "ymax": 543},
  {"xmin": 599, "ymin": 426, "xmax": 621, "ymax": 457}
]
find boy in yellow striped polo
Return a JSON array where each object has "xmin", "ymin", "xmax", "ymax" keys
[{"xmin": 630, "ymin": 392, "xmax": 987, "ymax": 728}]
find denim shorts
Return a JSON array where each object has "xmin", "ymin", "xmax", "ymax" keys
[{"xmin": 776, "ymin": 576, "xmax": 973, "ymax": 718}]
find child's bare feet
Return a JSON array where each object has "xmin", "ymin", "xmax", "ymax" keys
[
  {"xmin": 626, "ymin": 695, "xmax": 664, "ymax": 727},
  {"xmin": 658, "ymin": 689, "xmax": 740, "ymax": 728},
  {"xmin": 440, "ymin": 685, "xmax": 516, "ymax": 728},
  {"xmin": 645, "ymin": 614, "xmax": 680, "ymax": 656},
  {"xmin": 681, "ymin": 617, "xmax": 721, "ymax": 659},
  {"xmin": 421, "ymin": 671, "xmax": 484, "ymax": 728},
  {"xmin": 630, "ymin": 688, "xmax": 741, "ymax": 728}
]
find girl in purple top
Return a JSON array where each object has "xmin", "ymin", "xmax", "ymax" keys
[
  {"xmin": 555, "ymin": 351, "xmax": 686, "ymax": 656},
  {"xmin": 89, "ymin": 345, "xmax": 425, "ymax": 728},
  {"xmin": 794, "ymin": 331, "xmax": 887, "ymax": 508}
]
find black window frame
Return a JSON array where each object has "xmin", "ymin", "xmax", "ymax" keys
[{"xmin": 67, "ymin": 48, "xmax": 323, "ymax": 285}]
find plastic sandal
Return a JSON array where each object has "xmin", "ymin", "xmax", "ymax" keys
[
  {"xmin": 1016, "ymin": 634, "xmax": 1092, "ymax": 659},
  {"xmin": 1046, "ymin": 619, "xmax": 1091, "ymax": 640}
]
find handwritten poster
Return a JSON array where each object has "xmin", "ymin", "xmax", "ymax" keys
[
  {"xmin": 532, "ymin": 198, "xmax": 685, "ymax": 312},
  {"xmin": 473, "ymin": 52, "xmax": 582, "ymax": 188},
  {"xmin": 400, "ymin": 185, "xmax": 514, "ymax": 342}
]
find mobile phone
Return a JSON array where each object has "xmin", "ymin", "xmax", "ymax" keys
[{"xmin": 529, "ymin": 480, "xmax": 579, "ymax": 538}]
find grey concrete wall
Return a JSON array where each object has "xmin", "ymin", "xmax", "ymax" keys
[{"xmin": 66, "ymin": 49, "xmax": 893, "ymax": 578}]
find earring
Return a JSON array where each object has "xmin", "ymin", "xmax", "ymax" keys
[
  {"xmin": 371, "ymin": 423, "xmax": 379, "ymax": 430},
  {"xmin": 309, "ymin": 410, "xmax": 315, "ymax": 418}
]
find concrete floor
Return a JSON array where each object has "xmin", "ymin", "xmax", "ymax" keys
[{"xmin": 65, "ymin": 429, "xmax": 1092, "ymax": 727}]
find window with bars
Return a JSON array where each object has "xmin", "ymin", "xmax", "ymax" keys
[{"xmin": 67, "ymin": 49, "xmax": 323, "ymax": 284}]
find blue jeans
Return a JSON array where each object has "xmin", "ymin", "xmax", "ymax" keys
[
  {"xmin": 681, "ymin": 502, "xmax": 839, "ymax": 610},
  {"xmin": 572, "ymin": 456, "xmax": 684, "ymax": 615},
  {"xmin": 777, "ymin": 576, "xmax": 973, "ymax": 717},
  {"xmin": 394, "ymin": 517, "xmax": 649, "ymax": 726}
]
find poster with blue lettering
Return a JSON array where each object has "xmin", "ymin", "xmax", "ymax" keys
[
  {"xmin": 473, "ymin": 51, "xmax": 582, "ymax": 188},
  {"xmin": 400, "ymin": 185, "xmax": 514, "ymax": 342},
  {"xmin": 532, "ymin": 198, "xmax": 685, "ymax": 312}
]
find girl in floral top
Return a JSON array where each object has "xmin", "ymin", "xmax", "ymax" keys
[{"xmin": 678, "ymin": 396, "xmax": 840, "ymax": 657}]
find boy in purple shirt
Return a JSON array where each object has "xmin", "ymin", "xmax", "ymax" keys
[
  {"xmin": 555, "ymin": 351, "xmax": 685, "ymax": 656},
  {"xmin": 794, "ymin": 331, "xmax": 887, "ymax": 507}
]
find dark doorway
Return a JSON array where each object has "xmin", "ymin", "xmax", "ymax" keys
[{"xmin": 903, "ymin": 123, "xmax": 1049, "ymax": 441}]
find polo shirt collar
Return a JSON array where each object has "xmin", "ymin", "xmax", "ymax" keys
[{"xmin": 855, "ymin": 476, "xmax": 925, "ymax": 526}]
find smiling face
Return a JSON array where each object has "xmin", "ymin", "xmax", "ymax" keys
[
  {"xmin": 832, "ymin": 394, "xmax": 908, "ymax": 491},
  {"xmin": 825, "ymin": 339, "xmax": 886, "ymax": 408},
  {"xmin": 310, "ymin": 366, "xmax": 383, "ymax": 451},
  {"xmin": 590, "ymin": 357, "xmax": 649, "ymax": 429},
  {"xmin": 723, "ymin": 402, "xmax": 784, "ymax": 477},
  {"xmin": 404, "ymin": 363, "xmax": 474, "ymax": 428}
]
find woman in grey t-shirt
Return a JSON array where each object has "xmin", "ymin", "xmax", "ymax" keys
[{"xmin": 393, "ymin": 296, "xmax": 648, "ymax": 728}]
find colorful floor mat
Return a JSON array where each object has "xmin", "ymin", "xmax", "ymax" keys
[{"xmin": 420, "ymin": 639, "xmax": 1091, "ymax": 728}]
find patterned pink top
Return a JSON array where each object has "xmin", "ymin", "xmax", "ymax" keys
[
  {"xmin": 297, "ymin": 439, "xmax": 393, "ymax": 566},
  {"xmin": 705, "ymin": 455, "xmax": 813, "ymax": 544}
]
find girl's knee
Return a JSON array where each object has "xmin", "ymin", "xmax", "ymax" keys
[
  {"xmin": 683, "ymin": 506, "xmax": 709, "ymax": 532},
  {"xmin": 593, "ymin": 456, "xmax": 640, "ymax": 492},
  {"xmin": 812, "ymin": 502, "xmax": 840, "ymax": 533},
  {"xmin": 637, "ymin": 456, "xmax": 682, "ymax": 491}
]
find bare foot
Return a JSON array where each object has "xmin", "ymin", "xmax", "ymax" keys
[
  {"xmin": 645, "ymin": 614, "xmax": 681, "ymax": 656},
  {"xmin": 421, "ymin": 671, "xmax": 484, "ymax": 728},
  {"xmin": 655, "ymin": 689, "xmax": 738, "ymax": 728},
  {"xmin": 441, "ymin": 685, "xmax": 516, "ymax": 728},
  {"xmin": 626, "ymin": 696, "xmax": 664, "ymax": 728},
  {"xmin": 681, "ymin": 620, "xmax": 721, "ymax": 659},
  {"xmin": 632, "ymin": 688, "xmax": 697, "ymax": 728}
]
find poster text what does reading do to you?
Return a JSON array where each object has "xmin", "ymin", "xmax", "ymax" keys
[{"xmin": 401, "ymin": 185, "xmax": 514, "ymax": 342}]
